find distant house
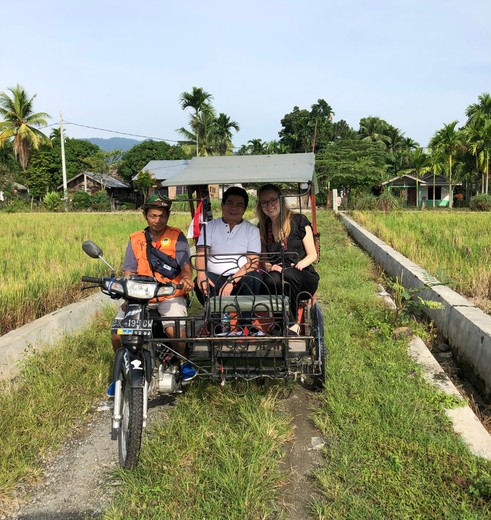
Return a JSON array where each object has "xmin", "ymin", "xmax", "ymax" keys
[
  {"xmin": 0, "ymin": 182, "xmax": 29, "ymax": 202},
  {"xmin": 58, "ymin": 171, "xmax": 132, "ymax": 208},
  {"xmin": 381, "ymin": 173, "xmax": 456, "ymax": 208}
]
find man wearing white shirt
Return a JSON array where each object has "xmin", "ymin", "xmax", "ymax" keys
[{"xmin": 195, "ymin": 186, "xmax": 261, "ymax": 305}]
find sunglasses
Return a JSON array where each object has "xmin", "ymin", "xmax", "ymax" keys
[{"xmin": 260, "ymin": 196, "xmax": 280, "ymax": 208}]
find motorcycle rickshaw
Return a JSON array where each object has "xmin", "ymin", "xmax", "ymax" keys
[
  {"xmin": 160, "ymin": 152, "xmax": 325, "ymax": 387},
  {"xmin": 82, "ymin": 152, "xmax": 325, "ymax": 469}
]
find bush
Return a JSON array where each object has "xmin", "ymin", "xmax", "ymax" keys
[
  {"xmin": 469, "ymin": 193, "xmax": 491, "ymax": 211},
  {"xmin": 43, "ymin": 191, "xmax": 63, "ymax": 212},
  {"xmin": 377, "ymin": 190, "xmax": 402, "ymax": 211},
  {"xmin": 90, "ymin": 191, "xmax": 111, "ymax": 211},
  {"xmin": 71, "ymin": 190, "xmax": 92, "ymax": 210},
  {"xmin": 1, "ymin": 198, "xmax": 31, "ymax": 213},
  {"xmin": 353, "ymin": 194, "xmax": 378, "ymax": 210}
]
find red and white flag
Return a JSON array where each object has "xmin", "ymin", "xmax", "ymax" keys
[{"xmin": 187, "ymin": 200, "xmax": 204, "ymax": 239}]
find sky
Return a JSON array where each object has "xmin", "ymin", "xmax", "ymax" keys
[{"xmin": 2, "ymin": 0, "xmax": 490, "ymax": 149}]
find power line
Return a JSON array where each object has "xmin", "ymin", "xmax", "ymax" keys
[{"xmin": 63, "ymin": 121, "xmax": 182, "ymax": 144}]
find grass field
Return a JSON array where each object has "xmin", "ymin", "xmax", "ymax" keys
[
  {"xmin": 0, "ymin": 212, "xmax": 194, "ymax": 335},
  {"xmin": 351, "ymin": 210, "xmax": 491, "ymax": 314},
  {"xmin": 2, "ymin": 211, "xmax": 491, "ymax": 517}
]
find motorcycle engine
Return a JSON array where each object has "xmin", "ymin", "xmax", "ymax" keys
[{"xmin": 158, "ymin": 364, "xmax": 178, "ymax": 393}]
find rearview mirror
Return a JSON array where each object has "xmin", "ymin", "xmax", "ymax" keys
[{"xmin": 82, "ymin": 240, "xmax": 103, "ymax": 259}]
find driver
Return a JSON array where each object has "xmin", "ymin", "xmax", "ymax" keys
[{"xmin": 107, "ymin": 194, "xmax": 195, "ymax": 397}]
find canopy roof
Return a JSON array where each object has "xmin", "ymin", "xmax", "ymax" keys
[{"xmin": 161, "ymin": 153, "xmax": 317, "ymax": 190}]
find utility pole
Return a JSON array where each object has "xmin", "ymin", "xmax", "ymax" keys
[{"xmin": 60, "ymin": 113, "xmax": 68, "ymax": 210}]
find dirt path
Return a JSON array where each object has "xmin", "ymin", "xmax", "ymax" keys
[{"xmin": 6, "ymin": 387, "xmax": 324, "ymax": 520}]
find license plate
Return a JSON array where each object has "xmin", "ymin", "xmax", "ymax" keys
[{"xmin": 111, "ymin": 318, "xmax": 153, "ymax": 336}]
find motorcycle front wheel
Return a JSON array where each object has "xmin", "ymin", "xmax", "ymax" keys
[{"xmin": 118, "ymin": 379, "xmax": 144, "ymax": 469}]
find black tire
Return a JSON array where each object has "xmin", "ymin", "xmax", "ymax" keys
[
  {"xmin": 118, "ymin": 381, "xmax": 144, "ymax": 469},
  {"xmin": 312, "ymin": 304, "xmax": 326, "ymax": 389}
]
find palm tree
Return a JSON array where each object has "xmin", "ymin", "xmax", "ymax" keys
[
  {"xmin": 0, "ymin": 84, "xmax": 51, "ymax": 170},
  {"xmin": 428, "ymin": 151, "xmax": 446, "ymax": 208},
  {"xmin": 408, "ymin": 148, "xmax": 431, "ymax": 208},
  {"xmin": 212, "ymin": 113, "xmax": 240, "ymax": 155},
  {"xmin": 178, "ymin": 104, "xmax": 217, "ymax": 156},
  {"xmin": 247, "ymin": 139, "xmax": 267, "ymax": 155},
  {"xmin": 429, "ymin": 121, "xmax": 463, "ymax": 208},
  {"xmin": 465, "ymin": 93, "xmax": 491, "ymax": 194},
  {"xmin": 178, "ymin": 87, "xmax": 213, "ymax": 156}
]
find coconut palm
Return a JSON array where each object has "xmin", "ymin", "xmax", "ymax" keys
[
  {"xmin": 429, "ymin": 121, "xmax": 463, "ymax": 208},
  {"xmin": 178, "ymin": 104, "xmax": 217, "ymax": 157},
  {"xmin": 465, "ymin": 93, "xmax": 491, "ymax": 194},
  {"xmin": 178, "ymin": 87, "xmax": 214, "ymax": 156},
  {"xmin": 212, "ymin": 113, "xmax": 240, "ymax": 155},
  {"xmin": 0, "ymin": 84, "xmax": 51, "ymax": 170},
  {"xmin": 409, "ymin": 148, "xmax": 431, "ymax": 208}
]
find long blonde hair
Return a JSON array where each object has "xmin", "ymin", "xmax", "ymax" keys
[{"xmin": 256, "ymin": 184, "xmax": 292, "ymax": 247}]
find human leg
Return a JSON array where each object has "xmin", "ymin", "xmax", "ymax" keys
[{"xmin": 157, "ymin": 297, "xmax": 196, "ymax": 381}]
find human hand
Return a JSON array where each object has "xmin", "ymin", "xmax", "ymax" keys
[
  {"xmin": 219, "ymin": 281, "xmax": 234, "ymax": 297},
  {"xmin": 181, "ymin": 277, "xmax": 194, "ymax": 292}
]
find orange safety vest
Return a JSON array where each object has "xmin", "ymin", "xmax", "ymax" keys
[{"xmin": 129, "ymin": 227, "xmax": 186, "ymax": 299}]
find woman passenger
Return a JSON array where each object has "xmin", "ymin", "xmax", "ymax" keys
[{"xmin": 256, "ymin": 184, "xmax": 319, "ymax": 335}]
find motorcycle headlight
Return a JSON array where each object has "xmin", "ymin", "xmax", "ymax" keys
[{"xmin": 126, "ymin": 280, "xmax": 159, "ymax": 299}]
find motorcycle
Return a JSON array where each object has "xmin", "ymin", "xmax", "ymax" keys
[{"xmin": 81, "ymin": 240, "xmax": 190, "ymax": 469}]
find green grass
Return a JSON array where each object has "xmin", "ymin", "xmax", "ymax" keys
[
  {"xmin": 351, "ymin": 210, "xmax": 491, "ymax": 314},
  {"xmin": 0, "ymin": 212, "xmax": 193, "ymax": 334},
  {"xmin": 0, "ymin": 306, "xmax": 114, "ymax": 508},
  {"xmin": 1, "ymin": 210, "xmax": 491, "ymax": 518}
]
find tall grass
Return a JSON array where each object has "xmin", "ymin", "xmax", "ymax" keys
[
  {"xmin": 0, "ymin": 212, "xmax": 193, "ymax": 334},
  {"xmin": 351, "ymin": 210, "xmax": 491, "ymax": 314}
]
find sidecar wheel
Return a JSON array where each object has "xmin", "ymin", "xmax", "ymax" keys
[{"xmin": 118, "ymin": 381, "xmax": 144, "ymax": 469}]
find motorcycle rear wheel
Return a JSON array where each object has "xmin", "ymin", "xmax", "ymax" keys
[{"xmin": 118, "ymin": 380, "xmax": 144, "ymax": 469}]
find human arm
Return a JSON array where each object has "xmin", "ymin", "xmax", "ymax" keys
[
  {"xmin": 195, "ymin": 245, "xmax": 214, "ymax": 297},
  {"xmin": 295, "ymin": 225, "xmax": 317, "ymax": 270}
]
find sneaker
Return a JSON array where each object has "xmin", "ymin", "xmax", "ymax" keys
[
  {"xmin": 249, "ymin": 327, "xmax": 266, "ymax": 337},
  {"xmin": 106, "ymin": 381, "xmax": 116, "ymax": 398},
  {"xmin": 181, "ymin": 362, "xmax": 197, "ymax": 382}
]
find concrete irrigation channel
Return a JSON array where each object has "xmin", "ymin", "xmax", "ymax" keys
[{"xmin": 340, "ymin": 212, "xmax": 491, "ymax": 401}]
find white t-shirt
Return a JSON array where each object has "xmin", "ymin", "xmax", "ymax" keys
[{"xmin": 197, "ymin": 218, "xmax": 261, "ymax": 276}]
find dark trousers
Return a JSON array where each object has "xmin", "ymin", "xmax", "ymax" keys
[
  {"xmin": 263, "ymin": 267, "xmax": 319, "ymax": 322},
  {"xmin": 195, "ymin": 270, "xmax": 262, "ymax": 306}
]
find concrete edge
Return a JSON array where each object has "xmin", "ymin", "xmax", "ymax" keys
[
  {"xmin": 0, "ymin": 293, "xmax": 119, "ymax": 381},
  {"xmin": 408, "ymin": 336, "xmax": 491, "ymax": 460},
  {"xmin": 340, "ymin": 212, "xmax": 491, "ymax": 400}
]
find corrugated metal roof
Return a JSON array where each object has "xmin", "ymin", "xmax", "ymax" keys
[
  {"xmin": 59, "ymin": 172, "xmax": 129, "ymax": 189},
  {"xmin": 160, "ymin": 153, "xmax": 316, "ymax": 188},
  {"xmin": 138, "ymin": 160, "xmax": 191, "ymax": 181}
]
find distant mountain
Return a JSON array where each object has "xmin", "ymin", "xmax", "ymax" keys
[{"xmin": 83, "ymin": 137, "xmax": 142, "ymax": 152}]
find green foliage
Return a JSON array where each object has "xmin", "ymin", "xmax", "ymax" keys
[
  {"xmin": 23, "ymin": 135, "xmax": 101, "ymax": 199},
  {"xmin": 133, "ymin": 169, "xmax": 155, "ymax": 200},
  {"xmin": 377, "ymin": 190, "xmax": 402, "ymax": 211},
  {"xmin": 278, "ymin": 99, "xmax": 335, "ymax": 153},
  {"xmin": 118, "ymin": 140, "xmax": 187, "ymax": 184},
  {"xmin": 0, "ymin": 197, "xmax": 30, "ymax": 213},
  {"xmin": 353, "ymin": 194, "xmax": 379, "ymax": 210},
  {"xmin": 469, "ymin": 193, "xmax": 491, "ymax": 211},
  {"xmin": 90, "ymin": 191, "xmax": 111, "ymax": 211},
  {"xmin": 316, "ymin": 138, "xmax": 388, "ymax": 203},
  {"xmin": 70, "ymin": 190, "xmax": 92, "ymax": 210},
  {"xmin": 43, "ymin": 191, "xmax": 62, "ymax": 211},
  {"xmin": 384, "ymin": 275, "xmax": 443, "ymax": 327}
]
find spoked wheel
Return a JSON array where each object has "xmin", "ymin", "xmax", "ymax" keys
[
  {"xmin": 119, "ymin": 378, "xmax": 144, "ymax": 469},
  {"xmin": 312, "ymin": 303, "xmax": 326, "ymax": 389}
]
